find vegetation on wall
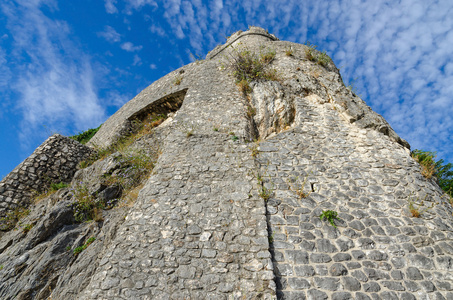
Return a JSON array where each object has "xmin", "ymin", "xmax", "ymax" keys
[
  {"xmin": 304, "ymin": 42, "xmax": 332, "ymax": 68},
  {"xmin": 69, "ymin": 125, "xmax": 102, "ymax": 144},
  {"xmin": 228, "ymin": 46, "xmax": 279, "ymax": 94},
  {"xmin": 411, "ymin": 149, "xmax": 453, "ymax": 197}
]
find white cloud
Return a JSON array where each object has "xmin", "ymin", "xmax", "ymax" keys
[
  {"xmin": 105, "ymin": 90, "xmax": 129, "ymax": 107},
  {"xmin": 149, "ymin": 24, "xmax": 166, "ymax": 37},
  {"xmin": 147, "ymin": 0, "xmax": 453, "ymax": 162},
  {"xmin": 0, "ymin": 47, "xmax": 11, "ymax": 90},
  {"xmin": 97, "ymin": 25, "xmax": 121, "ymax": 43},
  {"xmin": 149, "ymin": 63, "xmax": 157, "ymax": 69},
  {"xmin": 120, "ymin": 42, "xmax": 143, "ymax": 52},
  {"xmin": 105, "ymin": 0, "xmax": 118, "ymax": 14},
  {"xmin": 2, "ymin": 0, "xmax": 105, "ymax": 146},
  {"xmin": 124, "ymin": 0, "xmax": 157, "ymax": 14},
  {"xmin": 132, "ymin": 54, "xmax": 142, "ymax": 66}
]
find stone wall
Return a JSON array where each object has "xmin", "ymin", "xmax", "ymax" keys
[
  {"xmin": 0, "ymin": 134, "xmax": 93, "ymax": 218},
  {"xmin": 258, "ymin": 94, "xmax": 453, "ymax": 299},
  {"xmin": 0, "ymin": 27, "xmax": 452, "ymax": 299}
]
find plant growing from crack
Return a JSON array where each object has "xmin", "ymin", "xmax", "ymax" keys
[
  {"xmin": 289, "ymin": 175, "xmax": 314, "ymax": 199},
  {"xmin": 407, "ymin": 194, "xmax": 436, "ymax": 218},
  {"xmin": 78, "ymin": 114, "xmax": 166, "ymax": 169},
  {"xmin": 73, "ymin": 237, "xmax": 96, "ymax": 255},
  {"xmin": 256, "ymin": 172, "xmax": 273, "ymax": 202},
  {"xmin": 319, "ymin": 210, "xmax": 339, "ymax": 228},
  {"xmin": 304, "ymin": 42, "xmax": 332, "ymax": 68},
  {"xmin": 227, "ymin": 46, "xmax": 279, "ymax": 95},
  {"xmin": 0, "ymin": 206, "xmax": 30, "ymax": 231}
]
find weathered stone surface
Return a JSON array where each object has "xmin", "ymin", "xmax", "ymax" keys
[
  {"xmin": 0, "ymin": 26, "xmax": 453, "ymax": 299},
  {"xmin": 0, "ymin": 134, "xmax": 93, "ymax": 220}
]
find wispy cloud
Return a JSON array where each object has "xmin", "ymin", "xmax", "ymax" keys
[
  {"xmin": 97, "ymin": 25, "xmax": 121, "ymax": 43},
  {"xmin": 149, "ymin": 24, "xmax": 165, "ymax": 37},
  {"xmin": 120, "ymin": 41, "xmax": 143, "ymax": 52},
  {"xmin": 132, "ymin": 54, "xmax": 142, "ymax": 66},
  {"xmin": 104, "ymin": 0, "xmax": 118, "ymax": 14},
  {"xmin": 149, "ymin": 63, "xmax": 157, "ymax": 69},
  {"xmin": 135, "ymin": 0, "xmax": 453, "ymax": 161},
  {"xmin": 2, "ymin": 0, "xmax": 105, "ymax": 147},
  {"xmin": 124, "ymin": 0, "xmax": 157, "ymax": 14}
]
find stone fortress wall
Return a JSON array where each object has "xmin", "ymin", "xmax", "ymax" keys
[
  {"xmin": 0, "ymin": 134, "xmax": 93, "ymax": 218},
  {"xmin": 0, "ymin": 27, "xmax": 453, "ymax": 299}
]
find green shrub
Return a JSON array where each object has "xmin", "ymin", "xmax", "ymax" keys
[
  {"xmin": 50, "ymin": 182, "xmax": 69, "ymax": 191},
  {"xmin": 69, "ymin": 125, "xmax": 101, "ymax": 144}
]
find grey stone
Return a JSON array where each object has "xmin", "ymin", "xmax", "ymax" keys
[
  {"xmin": 391, "ymin": 257, "xmax": 406, "ymax": 269},
  {"xmin": 380, "ymin": 291, "xmax": 399, "ymax": 300},
  {"xmin": 420, "ymin": 280, "xmax": 436, "ymax": 292},
  {"xmin": 317, "ymin": 238, "xmax": 338, "ymax": 253},
  {"xmin": 286, "ymin": 250, "xmax": 309, "ymax": 264},
  {"xmin": 295, "ymin": 265, "xmax": 315, "ymax": 277},
  {"xmin": 356, "ymin": 292, "xmax": 372, "ymax": 300},
  {"xmin": 406, "ymin": 267, "xmax": 424, "ymax": 280},
  {"xmin": 363, "ymin": 281, "xmax": 381, "ymax": 292},
  {"xmin": 333, "ymin": 253, "xmax": 352, "ymax": 262},
  {"xmin": 352, "ymin": 250, "xmax": 366, "ymax": 260},
  {"xmin": 358, "ymin": 238, "xmax": 376, "ymax": 249},
  {"xmin": 314, "ymin": 277, "xmax": 340, "ymax": 291},
  {"xmin": 381, "ymin": 281, "xmax": 405, "ymax": 291},
  {"xmin": 352, "ymin": 270, "xmax": 369, "ymax": 282},
  {"xmin": 329, "ymin": 263, "xmax": 348, "ymax": 276},
  {"xmin": 404, "ymin": 280, "xmax": 420, "ymax": 292},
  {"xmin": 310, "ymin": 253, "xmax": 332, "ymax": 263},
  {"xmin": 288, "ymin": 278, "xmax": 310, "ymax": 290},
  {"xmin": 437, "ymin": 281, "xmax": 453, "ymax": 291},
  {"xmin": 367, "ymin": 250, "xmax": 388, "ymax": 261},
  {"xmin": 342, "ymin": 276, "xmax": 361, "ymax": 291},
  {"xmin": 307, "ymin": 289, "xmax": 328, "ymax": 300},
  {"xmin": 391, "ymin": 270, "xmax": 404, "ymax": 280},
  {"xmin": 364, "ymin": 268, "xmax": 391, "ymax": 280},
  {"xmin": 332, "ymin": 292, "xmax": 353, "ymax": 300},
  {"xmin": 407, "ymin": 254, "xmax": 435, "ymax": 270}
]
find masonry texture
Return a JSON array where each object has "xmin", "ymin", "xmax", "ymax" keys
[
  {"xmin": 0, "ymin": 27, "xmax": 452, "ymax": 299},
  {"xmin": 0, "ymin": 134, "xmax": 93, "ymax": 219}
]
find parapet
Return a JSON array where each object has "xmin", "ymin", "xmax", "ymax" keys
[{"xmin": 206, "ymin": 26, "xmax": 279, "ymax": 60}]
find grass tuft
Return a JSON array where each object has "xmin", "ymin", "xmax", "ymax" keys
[
  {"xmin": 228, "ymin": 47, "xmax": 279, "ymax": 94},
  {"xmin": 304, "ymin": 42, "xmax": 332, "ymax": 68},
  {"xmin": 411, "ymin": 150, "xmax": 436, "ymax": 179}
]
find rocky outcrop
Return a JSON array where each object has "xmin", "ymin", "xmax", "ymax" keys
[{"xmin": 0, "ymin": 27, "xmax": 452, "ymax": 299}]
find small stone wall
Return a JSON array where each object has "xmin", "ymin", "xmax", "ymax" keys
[{"xmin": 0, "ymin": 134, "xmax": 93, "ymax": 218}]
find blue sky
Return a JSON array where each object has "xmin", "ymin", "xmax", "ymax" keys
[{"xmin": 1, "ymin": 0, "xmax": 452, "ymax": 178}]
